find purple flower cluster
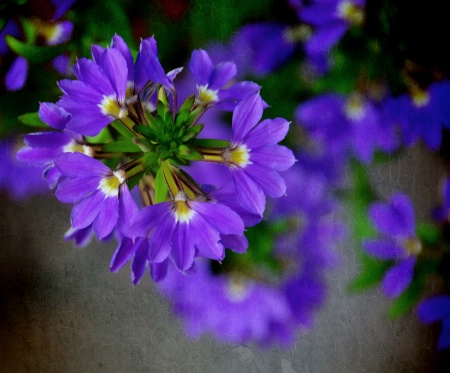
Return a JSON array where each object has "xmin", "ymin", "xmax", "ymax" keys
[
  {"xmin": 17, "ymin": 35, "xmax": 295, "ymax": 284},
  {"xmin": 157, "ymin": 153, "xmax": 343, "ymax": 345}
]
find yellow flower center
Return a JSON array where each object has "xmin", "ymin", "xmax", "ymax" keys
[
  {"xmin": 99, "ymin": 170, "xmax": 126, "ymax": 197},
  {"xmin": 344, "ymin": 94, "xmax": 365, "ymax": 120},
  {"xmin": 338, "ymin": 1, "xmax": 365, "ymax": 25},
  {"xmin": 63, "ymin": 142, "xmax": 94, "ymax": 156},
  {"xmin": 224, "ymin": 144, "xmax": 251, "ymax": 168},
  {"xmin": 197, "ymin": 85, "xmax": 219, "ymax": 105},
  {"xmin": 411, "ymin": 88, "xmax": 430, "ymax": 108},
  {"xmin": 226, "ymin": 276, "xmax": 249, "ymax": 302},
  {"xmin": 173, "ymin": 191, "xmax": 196, "ymax": 223},
  {"xmin": 99, "ymin": 95, "xmax": 128, "ymax": 118},
  {"xmin": 404, "ymin": 238, "xmax": 422, "ymax": 256}
]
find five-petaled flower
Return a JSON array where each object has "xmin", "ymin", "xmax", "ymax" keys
[{"xmin": 363, "ymin": 193, "xmax": 421, "ymax": 298}]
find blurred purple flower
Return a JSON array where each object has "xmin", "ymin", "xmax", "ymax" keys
[
  {"xmin": 296, "ymin": 92, "xmax": 398, "ymax": 163},
  {"xmin": 156, "ymin": 151, "xmax": 343, "ymax": 345},
  {"xmin": 0, "ymin": 137, "xmax": 48, "ymax": 200},
  {"xmin": 189, "ymin": 49, "xmax": 261, "ymax": 111},
  {"xmin": 299, "ymin": 0, "xmax": 365, "ymax": 73},
  {"xmin": 418, "ymin": 295, "xmax": 450, "ymax": 350},
  {"xmin": 363, "ymin": 193, "xmax": 421, "ymax": 298},
  {"xmin": 384, "ymin": 81, "xmax": 450, "ymax": 150},
  {"xmin": 230, "ymin": 23, "xmax": 296, "ymax": 77}
]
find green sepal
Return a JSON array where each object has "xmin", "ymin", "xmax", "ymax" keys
[
  {"xmin": 110, "ymin": 120, "xmax": 134, "ymax": 140},
  {"xmin": 134, "ymin": 124, "xmax": 154, "ymax": 138},
  {"xmin": 180, "ymin": 124, "xmax": 204, "ymax": 142},
  {"xmin": 145, "ymin": 114, "xmax": 159, "ymax": 133},
  {"xmin": 154, "ymin": 167, "xmax": 168, "ymax": 203},
  {"xmin": 158, "ymin": 86, "xmax": 169, "ymax": 106},
  {"xmin": 18, "ymin": 112, "xmax": 45, "ymax": 127},
  {"xmin": 175, "ymin": 110, "xmax": 190, "ymax": 128},
  {"xmin": 194, "ymin": 138, "xmax": 230, "ymax": 148},
  {"xmin": 142, "ymin": 152, "xmax": 159, "ymax": 168},
  {"xmin": 102, "ymin": 140, "xmax": 141, "ymax": 153},
  {"xmin": 187, "ymin": 107, "xmax": 204, "ymax": 126},
  {"xmin": 179, "ymin": 94, "xmax": 195, "ymax": 113},
  {"xmin": 21, "ymin": 18, "xmax": 37, "ymax": 44},
  {"xmin": 132, "ymin": 138, "xmax": 152, "ymax": 152},
  {"xmin": 6, "ymin": 35, "xmax": 67, "ymax": 64},
  {"xmin": 178, "ymin": 145, "xmax": 203, "ymax": 161}
]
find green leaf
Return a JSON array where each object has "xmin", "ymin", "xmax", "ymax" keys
[
  {"xmin": 388, "ymin": 277, "xmax": 424, "ymax": 318},
  {"xmin": 194, "ymin": 138, "xmax": 230, "ymax": 148},
  {"xmin": 417, "ymin": 223, "xmax": 441, "ymax": 247},
  {"xmin": 102, "ymin": 140, "xmax": 141, "ymax": 153},
  {"xmin": 154, "ymin": 167, "xmax": 168, "ymax": 203},
  {"xmin": 348, "ymin": 256, "xmax": 391, "ymax": 292},
  {"xmin": 18, "ymin": 112, "xmax": 45, "ymax": 127},
  {"xmin": 6, "ymin": 36, "xmax": 67, "ymax": 64}
]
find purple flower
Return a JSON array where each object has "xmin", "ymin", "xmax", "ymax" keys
[
  {"xmin": 300, "ymin": 0, "xmax": 365, "ymax": 73},
  {"xmin": 156, "ymin": 154, "xmax": 343, "ymax": 345},
  {"xmin": 16, "ymin": 102, "xmax": 91, "ymax": 189},
  {"xmin": 189, "ymin": 49, "xmax": 261, "ymax": 111},
  {"xmin": 1, "ymin": 13, "xmax": 74, "ymax": 90},
  {"xmin": 129, "ymin": 192, "xmax": 246, "ymax": 272},
  {"xmin": 418, "ymin": 295, "xmax": 450, "ymax": 350},
  {"xmin": 54, "ymin": 152, "xmax": 136, "ymax": 239},
  {"xmin": 230, "ymin": 23, "xmax": 296, "ymax": 77},
  {"xmin": 224, "ymin": 92, "xmax": 296, "ymax": 215},
  {"xmin": 0, "ymin": 137, "xmax": 48, "ymax": 200},
  {"xmin": 385, "ymin": 81, "xmax": 450, "ymax": 150},
  {"xmin": 296, "ymin": 92, "xmax": 398, "ymax": 163},
  {"xmin": 59, "ymin": 35, "xmax": 181, "ymax": 136},
  {"xmin": 363, "ymin": 193, "xmax": 421, "ymax": 298}
]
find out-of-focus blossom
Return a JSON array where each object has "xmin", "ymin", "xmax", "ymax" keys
[
  {"xmin": 363, "ymin": 193, "xmax": 421, "ymax": 298},
  {"xmin": 299, "ymin": 0, "xmax": 366, "ymax": 73},
  {"xmin": 230, "ymin": 23, "xmax": 297, "ymax": 77},
  {"xmin": 0, "ymin": 137, "xmax": 48, "ymax": 200},
  {"xmin": 383, "ymin": 81, "xmax": 450, "ymax": 150},
  {"xmin": 156, "ymin": 151, "xmax": 343, "ymax": 345},
  {"xmin": 418, "ymin": 295, "xmax": 450, "ymax": 350},
  {"xmin": 296, "ymin": 92, "xmax": 398, "ymax": 163}
]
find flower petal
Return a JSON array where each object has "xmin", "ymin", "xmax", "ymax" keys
[
  {"xmin": 55, "ymin": 152, "xmax": 109, "ymax": 178},
  {"xmin": 363, "ymin": 239, "xmax": 408, "ymax": 260},
  {"xmin": 369, "ymin": 193, "xmax": 416, "ymax": 238},
  {"xmin": 382, "ymin": 257, "xmax": 416, "ymax": 299},
  {"xmin": 189, "ymin": 49, "xmax": 214, "ymax": 86},
  {"xmin": 93, "ymin": 195, "xmax": 119, "ymax": 238},
  {"xmin": 232, "ymin": 92, "xmax": 264, "ymax": 141},
  {"xmin": 5, "ymin": 56, "xmax": 28, "ymax": 91},
  {"xmin": 418, "ymin": 296, "xmax": 450, "ymax": 323}
]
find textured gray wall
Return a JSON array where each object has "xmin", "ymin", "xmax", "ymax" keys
[{"xmin": 0, "ymin": 145, "xmax": 443, "ymax": 372}]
